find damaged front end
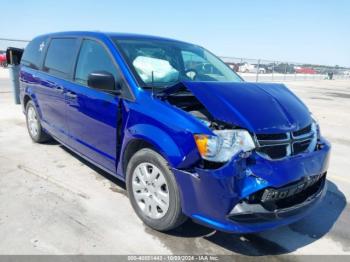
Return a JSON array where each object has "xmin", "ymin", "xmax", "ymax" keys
[
  {"xmin": 158, "ymin": 81, "xmax": 331, "ymax": 233},
  {"xmin": 173, "ymin": 138, "xmax": 330, "ymax": 233}
]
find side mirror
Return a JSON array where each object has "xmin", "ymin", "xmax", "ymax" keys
[{"xmin": 88, "ymin": 71, "xmax": 119, "ymax": 94}]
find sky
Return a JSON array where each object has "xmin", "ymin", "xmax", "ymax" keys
[{"xmin": 1, "ymin": 0, "xmax": 349, "ymax": 66}]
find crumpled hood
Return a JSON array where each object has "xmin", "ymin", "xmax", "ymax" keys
[{"xmin": 182, "ymin": 81, "xmax": 311, "ymax": 134}]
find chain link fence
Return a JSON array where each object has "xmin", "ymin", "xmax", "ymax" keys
[
  {"xmin": 221, "ymin": 56, "xmax": 350, "ymax": 82},
  {"xmin": 1, "ymin": 38, "xmax": 349, "ymax": 82}
]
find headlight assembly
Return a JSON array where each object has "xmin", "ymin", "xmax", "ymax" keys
[
  {"xmin": 310, "ymin": 113, "xmax": 321, "ymax": 139},
  {"xmin": 194, "ymin": 129, "xmax": 255, "ymax": 163},
  {"xmin": 306, "ymin": 113, "xmax": 321, "ymax": 152}
]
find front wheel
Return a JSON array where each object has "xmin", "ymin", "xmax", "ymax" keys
[{"xmin": 126, "ymin": 148, "xmax": 187, "ymax": 231}]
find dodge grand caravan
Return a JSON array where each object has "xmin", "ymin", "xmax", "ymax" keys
[{"xmin": 18, "ymin": 31, "xmax": 330, "ymax": 233}]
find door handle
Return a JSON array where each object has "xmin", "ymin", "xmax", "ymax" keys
[
  {"xmin": 66, "ymin": 91, "xmax": 77, "ymax": 99},
  {"xmin": 55, "ymin": 86, "xmax": 65, "ymax": 93}
]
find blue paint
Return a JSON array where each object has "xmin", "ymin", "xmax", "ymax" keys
[{"xmin": 20, "ymin": 31, "xmax": 331, "ymax": 233}]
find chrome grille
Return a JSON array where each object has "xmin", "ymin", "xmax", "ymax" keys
[{"xmin": 255, "ymin": 124, "xmax": 317, "ymax": 160}]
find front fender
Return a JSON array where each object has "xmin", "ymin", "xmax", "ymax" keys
[
  {"xmin": 127, "ymin": 123, "xmax": 198, "ymax": 168},
  {"xmin": 116, "ymin": 94, "xmax": 208, "ymax": 178},
  {"xmin": 130, "ymin": 124, "xmax": 182, "ymax": 163}
]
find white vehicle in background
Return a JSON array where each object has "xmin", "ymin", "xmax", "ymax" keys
[{"xmin": 239, "ymin": 63, "xmax": 265, "ymax": 74}]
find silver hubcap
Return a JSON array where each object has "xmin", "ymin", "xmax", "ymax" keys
[
  {"xmin": 132, "ymin": 163, "xmax": 170, "ymax": 219},
  {"xmin": 27, "ymin": 106, "xmax": 39, "ymax": 137}
]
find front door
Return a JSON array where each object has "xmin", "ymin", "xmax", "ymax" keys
[{"xmin": 65, "ymin": 39, "xmax": 120, "ymax": 173}]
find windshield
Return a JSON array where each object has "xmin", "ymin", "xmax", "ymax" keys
[{"xmin": 113, "ymin": 38, "xmax": 242, "ymax": 88}]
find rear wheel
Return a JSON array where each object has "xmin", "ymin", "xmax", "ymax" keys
[
  {"xmin": 25, "ymin": 101, "xmax": 51, "ymax": 143},
  {"xmin": 126, "ymin": 148, "xmax": 187, "ymax": 231}
]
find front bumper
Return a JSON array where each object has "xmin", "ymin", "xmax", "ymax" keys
[{"xmin": 173, "ymin": 138, "xmax": 330, "ymax": 233}]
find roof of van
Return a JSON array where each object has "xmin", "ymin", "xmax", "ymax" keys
[{"xmin": 36, "ymin": 31, "xmax": 190, "ymax": 44}]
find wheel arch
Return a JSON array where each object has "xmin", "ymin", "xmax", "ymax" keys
[
  {"xmin": 120, "ymin": 124, "xmax": 186, "ymax": 178},
  {"xmin": 23, "ymin": 94, "xmax": 31, "ymax": 109},
  {"xmin": 122, "ymin": 138, "xmax": 156, "ymax": 176}
]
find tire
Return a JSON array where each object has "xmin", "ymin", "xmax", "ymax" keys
[
  {"xmin": 126, "ymin": 148, "xmax": 187, "ymax": 231},
  {"xmin": 25, "ymin": 100, "xmax": 51, "ymax": 143}
]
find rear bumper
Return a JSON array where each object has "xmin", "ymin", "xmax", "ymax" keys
[{"xmin": 173, "ymin": 138, "xmax": 330, "ymax": 233}]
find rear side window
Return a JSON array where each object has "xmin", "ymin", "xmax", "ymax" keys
[
  {"xmin": 44, "ymin": 38, "xmax": 79, "ymax": 79},
  {"xmin": 75, "ymin": 39, "xmax": 118, "ymax": 86},
  {"xmin": 21, "ymin": 36, "xmax": 48, "ymax": 70}
]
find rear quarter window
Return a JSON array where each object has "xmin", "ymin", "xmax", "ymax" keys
[
  {"xmin": 43, "ymin": 38, "xmax": 79, "ymax": 79},
  {"xmin": 21, "ymin": 36, "xmax": 48, "ymax": 70}
]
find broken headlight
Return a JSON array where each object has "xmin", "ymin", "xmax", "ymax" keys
[
  {"xmin": 194, "ymin": 130, "xmax": 255, "ymax": 162},
  {"xmin": 311, "ymin": 113, "xmax": 321, "ymax": 139},
  {"xmin": 307, "ymin": 113, "xmax": 321, "ymax": 152}
]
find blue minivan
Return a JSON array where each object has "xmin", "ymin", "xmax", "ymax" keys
[{"xmin": 17, "ymin": 31, "xmax": 330, "ymax": 233}]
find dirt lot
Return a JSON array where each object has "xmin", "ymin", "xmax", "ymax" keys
[{"xmin": 0, "ymin": 68, "xmax": 349, "ymax": 255}]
